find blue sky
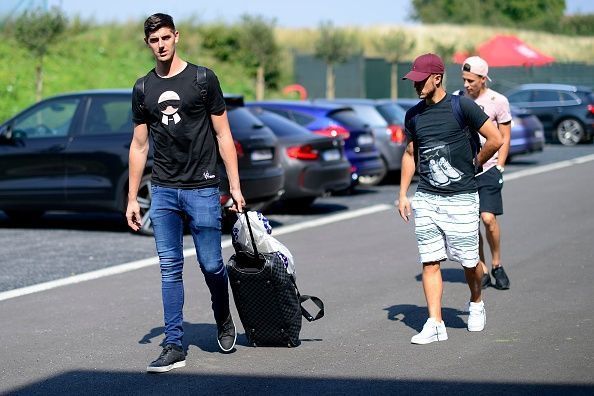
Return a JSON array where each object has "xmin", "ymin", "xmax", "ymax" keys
[{"xmin": 44, "ymin": 0, "xmax": 594, "ymax": 27}]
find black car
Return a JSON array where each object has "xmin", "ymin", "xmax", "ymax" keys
[
  {"xmin": 0, "ymin": 90, "xmax": 284, "ymax": 235},
  {"xmin": 248, "ymin": 107, "xmax": 351, "ymax": 207},
  {"xmin": 506, "ymin": 83, "xmax": 594, "ymax": 146}
]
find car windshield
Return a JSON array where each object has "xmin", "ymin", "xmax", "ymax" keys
[
  {"xmin": 328, "ymin": 109, "xmax": 367, "ymax": 129},
  {"xmin": 227, "ymin": 107, "xmax": 264, "ymax": 131},
  {"xmin": 376, "ymin": 103, "xmax": 406, "ymax": 125},
  {"xmin": 250, "ymin": 108, "xmax": 311, "ymax": 137}
]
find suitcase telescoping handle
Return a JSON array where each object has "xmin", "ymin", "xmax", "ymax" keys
[
  {"xmin": 233, "ymin": 210, "xmax": 266, "ymax": 270},
  {"xmin": 241, "ymin": 209, "xmax": 260, "ymax": 258}
]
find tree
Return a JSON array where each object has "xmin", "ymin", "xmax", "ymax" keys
[
  {"xmin": 373, "ymin": 30, "xmax": 416, "ymax": 100},
  {"xmin": 199, "ymin": 22, "xmax": 240, "ymax": 62},
  {"xmin": 432, "ymin": 39, "xmax": 457, "ymax": 61},
  {"xmin": 237, "ymin": 15, "xmax": 279, "ymax": 101},
  {"xmin": 411, "ymin": 0, "xmax": 566, "ymax": 32},
  {"xmin": 314, "ymin": 21, "xmax": 359, "ymax": 99},
  {"xmin": 12, "ymin": 7, "xmax": 67, "ymax": 101}
]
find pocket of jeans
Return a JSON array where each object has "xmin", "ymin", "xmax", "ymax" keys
[{"xmin": 194, "ymin": 187, "xmax": 219, "ymax": 198}]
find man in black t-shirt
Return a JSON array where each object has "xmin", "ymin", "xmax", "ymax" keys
[
  {"xmin": 397, "ymin": 53, "xmax": 502, "ymax": 344},
  {"xmin": 126, "ymin": 13, "xmax": 245, "ymax": 373}
]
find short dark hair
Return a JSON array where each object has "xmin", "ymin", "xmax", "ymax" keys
[{"xmin": 144, "ymin": 13, "xmax": 175, "ymax": 38}]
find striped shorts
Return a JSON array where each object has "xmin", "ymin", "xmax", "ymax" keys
[{"xmin": 411, "ymin": 191, "xmax": 480, "ymax": 268}]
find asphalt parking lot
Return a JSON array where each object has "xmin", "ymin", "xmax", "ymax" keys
[{"xmin": 1, "ymin": 144, "xmax": 594, "ymax": 395}]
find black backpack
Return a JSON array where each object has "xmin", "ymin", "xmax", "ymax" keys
[{"xmin": 133, "ymin": 65, "xmax": 209, "ymax": 113}]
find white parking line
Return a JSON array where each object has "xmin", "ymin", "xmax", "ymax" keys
[
  {"xmin": 0, "ymin": 204, "xmax": 392, "ymax": 302},
  {"xmin": 503, "ymin": 153, "xmax": 594, "ymax": 181},
  {"xmin": 2, "ymin": 153, "xmax": 594, "ymax": 303}
]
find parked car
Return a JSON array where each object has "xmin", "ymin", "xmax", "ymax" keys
[
  {"xmin": 0, "ymin": 90, "xmax": 284, "ymax": 235},
  {"xmin": 507, "ymin": 106, "xmax": 545, "ymax": 160},
  {"xmin": 505, "ymin": 83, "xmax": 594, "ymax": 146},
  {"xmin": 314, "ymin": 99, "xmax": 407, "ymax": 182},
  {"xmin": 395, "ymin": 97, "xmax": 545, "ymax": 161},
  {"xmin": 248, "ymin": 107, "xmax": 351, "ymax": 207},
  {"xmin": 246, "ymin": 101, "xmax": 384, "ymax": 186}
]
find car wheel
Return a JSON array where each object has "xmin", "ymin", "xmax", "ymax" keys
[
  {"xmin": 357, "ymin": 159, "xmax": 388, "ymax": 186},
  {"xmin": 135, "ymin": 174, "xmax": 154, "ymax": 236},
  {"xmin": 556, "ymin": 118, "xmax": 584, "ymax": 146}
]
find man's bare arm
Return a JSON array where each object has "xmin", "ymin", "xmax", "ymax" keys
[
  {"xmin": 211, "ymin": 110, "xmax": 245, "ymax": 212},
  {"xmin": 126, "ymin": 123, "xmax": 149, "ymax": 231},
  {"xmin": 477, "ymin": 119, "xmax": 503, "ymax": 167},
  {"xmin": 398, "ymin": 140, "xmax": 416, "ymax": 222}
]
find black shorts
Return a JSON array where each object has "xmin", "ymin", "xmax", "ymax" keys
[{"xmin": 476, "ymin": 166, "xmax": 503, "ymax": 215}]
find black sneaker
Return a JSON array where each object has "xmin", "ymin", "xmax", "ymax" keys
[
  {"xmin": 146, "ymin": 344, "xmax": 186, "ymax": 373},
  {"xmin": 481, "ymin": 272, "xmax": 491, "ymax": 289},
  {"xmin": 491, "ymin": 266, "xmax": 510, "ymax": 290},
  {"xmin": 217, "ymin": 314, "xmax": 237, "ymax": 353}
]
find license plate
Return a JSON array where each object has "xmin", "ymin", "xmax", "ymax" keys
[
  {"xmin": 534, "ymin": 130, "xmax": 544, "ymax": 138},
  {"xmin": 251, "ymin": 149, "xmax": 273, "ymax": 161},
  {"xmin": 322, "ymin": 148, "xmax": 341, "ymax": 161},
  {"xmin": 357, "ymin": 134, "xmax": 374, "ymax": 146}
]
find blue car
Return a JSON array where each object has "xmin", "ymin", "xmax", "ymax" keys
[
  {"xmin": 395, "ymin": 97, "xmax": 544, "ymax": 161},
  {"xmin": 314, "ymin": 99, "xmax": 408, "ymax": 183},
  {"xmin": 246, "ymin": 101, "xmax": 385, "ymax": 186}
]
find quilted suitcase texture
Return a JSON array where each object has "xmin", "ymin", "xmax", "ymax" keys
[{"xmin": 227, "ymin": 252, "xmax": 303, "ymax": 347}]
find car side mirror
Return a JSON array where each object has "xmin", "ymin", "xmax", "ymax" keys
[
  {"xmin": 0, "ymin": 124, "xmax": 11, "ymax": 144},
  {"xmin": 0, "ymin": 124, "xmax": 26, "ymax": 146}
]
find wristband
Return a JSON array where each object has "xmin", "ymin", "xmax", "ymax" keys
[{"xmin": 496, "ymin": 165, "xmax": 505, "ymax": 173}]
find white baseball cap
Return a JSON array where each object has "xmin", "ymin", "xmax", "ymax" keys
[{"xmin": 462, "ymin": 56, "xmax": 492, "ymax": 81}]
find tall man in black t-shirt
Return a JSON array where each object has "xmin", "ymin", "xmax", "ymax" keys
[
  {"xmin": 126, "ymin": 13, "xmax": 245, "ymax": 372},
  {"xmin": 397, "ymin": 53, "xmax": 503, "ymax": 344}
]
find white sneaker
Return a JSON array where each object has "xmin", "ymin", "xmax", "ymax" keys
[
  {"xmin": 411, "ymin": 318, "xmax": 448, "ymax": 344},
  {"xmin": 468, "ymin": 301, "xmax": 486, "ymax": 332}
]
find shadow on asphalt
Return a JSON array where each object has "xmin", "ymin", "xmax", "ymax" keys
[
  {"xmin": 384, "ymin": 304, "xmax": 467, "ymax": 331},
  {"xmin": 507, "ymin": 158, "xmax": 540, "ymax": 166},
  {"xmin": 7, "ymin": 371, "xmax": 593, "ymax": 395},
  {"xmin": 414, "ymin": 268, "xmax": 467, "ymax": 284},
  {"xmin": 138, "ymin": 322, "xmax": 324, "ymax": 353}
]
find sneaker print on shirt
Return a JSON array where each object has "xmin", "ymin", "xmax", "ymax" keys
[{"xmin": 421, "ymin": 145, "xmax": 464, "ymax": 187}]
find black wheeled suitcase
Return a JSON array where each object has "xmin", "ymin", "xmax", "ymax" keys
[{"xmin": 226, "ymin": 212, "xmax": 324, "ymax": 347}]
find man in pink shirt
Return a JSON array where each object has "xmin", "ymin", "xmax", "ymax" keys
[{"xmin": 461, "ymin": 56, "xmax": 511, "ymax": 290}]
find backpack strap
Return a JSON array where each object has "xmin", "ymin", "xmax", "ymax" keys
[
  {"xmin": 133, "ymin": 76, "xmax": 146, "ymax": 114},
  {"xmin": 196, "ymin": 65, "xmax": 208, "ymax": 104},
  {"xmin": 451, "ymin": 94, "xmax": 482, "ymax": 164}
]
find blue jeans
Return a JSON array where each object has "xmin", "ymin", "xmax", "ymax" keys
[{"xmin": 150, "ymin": 185, "xmax": 229, "ymax": 347}]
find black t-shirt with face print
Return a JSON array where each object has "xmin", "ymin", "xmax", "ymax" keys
[
  {"xmin": 404, "ymin": 94, "xmax": 489, "ymax": 196},
  {"xmin": 132, "ymin": 63, "xmax": 226, "ymax": 188}
]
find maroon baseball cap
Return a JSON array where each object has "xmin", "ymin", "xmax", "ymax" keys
[{"xmin": 402, "ymin": 53, "xmax": 445, "ymax": 82}]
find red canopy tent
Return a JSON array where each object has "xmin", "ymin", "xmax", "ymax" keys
[{"xmin": 453, "ymin": 34, "xmax": 555, "ymax": 67}]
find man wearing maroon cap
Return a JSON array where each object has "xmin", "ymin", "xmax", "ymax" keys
[{"xmin": 397, "ymin": 53, "xmax": 503, "ymax": 344}]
